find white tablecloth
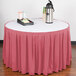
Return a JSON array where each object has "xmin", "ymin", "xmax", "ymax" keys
[{"xmin": 5, "ymin": 19, "xmax": 69, "ymax": 32}]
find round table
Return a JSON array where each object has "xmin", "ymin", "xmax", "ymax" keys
[{"xmin": 3, "ymin": 19, "xmax": 72, "ymax": 75}]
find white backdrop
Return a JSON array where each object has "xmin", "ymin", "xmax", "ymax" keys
[{"xmin": 0, "ymin": 0, "xmax": 76, "ymax": 41}]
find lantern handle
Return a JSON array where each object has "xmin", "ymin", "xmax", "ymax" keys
[
  {"xmin": 48, "ymin": 0, "xmax": 55, "ymax": 12},
  {"xmin": 48, "ymin": 0, "xmax": 52, "ymax": 5}
]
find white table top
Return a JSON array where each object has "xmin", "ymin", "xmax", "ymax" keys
[{"xmin": 5, "ymin": 18, "xmax": 69, "ymax": 33}]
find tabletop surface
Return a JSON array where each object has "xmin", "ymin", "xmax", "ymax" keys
[{"xmin": 5, "ymin": 18, "xmax": 69, "ymax": 33}]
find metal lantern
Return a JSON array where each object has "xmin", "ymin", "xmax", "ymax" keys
[{"xmin": 46, "ymin": 0, "xmax": 54, "ymax": 24}]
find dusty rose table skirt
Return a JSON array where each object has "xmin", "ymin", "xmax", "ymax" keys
[{"xmin": 3, "ymin": 24, "xmax": 72, "ymax": 75}]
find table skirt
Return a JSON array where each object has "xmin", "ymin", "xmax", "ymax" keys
[{"xmin": 3, "ymin": 26, "xmax": 72, "ymax": 75}]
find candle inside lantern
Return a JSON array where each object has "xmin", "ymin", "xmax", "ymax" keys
[{"xmin": 18, "ymin": 12, "xmax": 23, "ymax": 19}]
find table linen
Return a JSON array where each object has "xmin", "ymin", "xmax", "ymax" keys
[{"xmin": 3, "ymin": 19, "xmax": 72, "ymax": 75}]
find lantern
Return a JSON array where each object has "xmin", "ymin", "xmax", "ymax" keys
[{"xmin": 46, "ymin": 0, "xmax": 54, "ymax": 24}]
